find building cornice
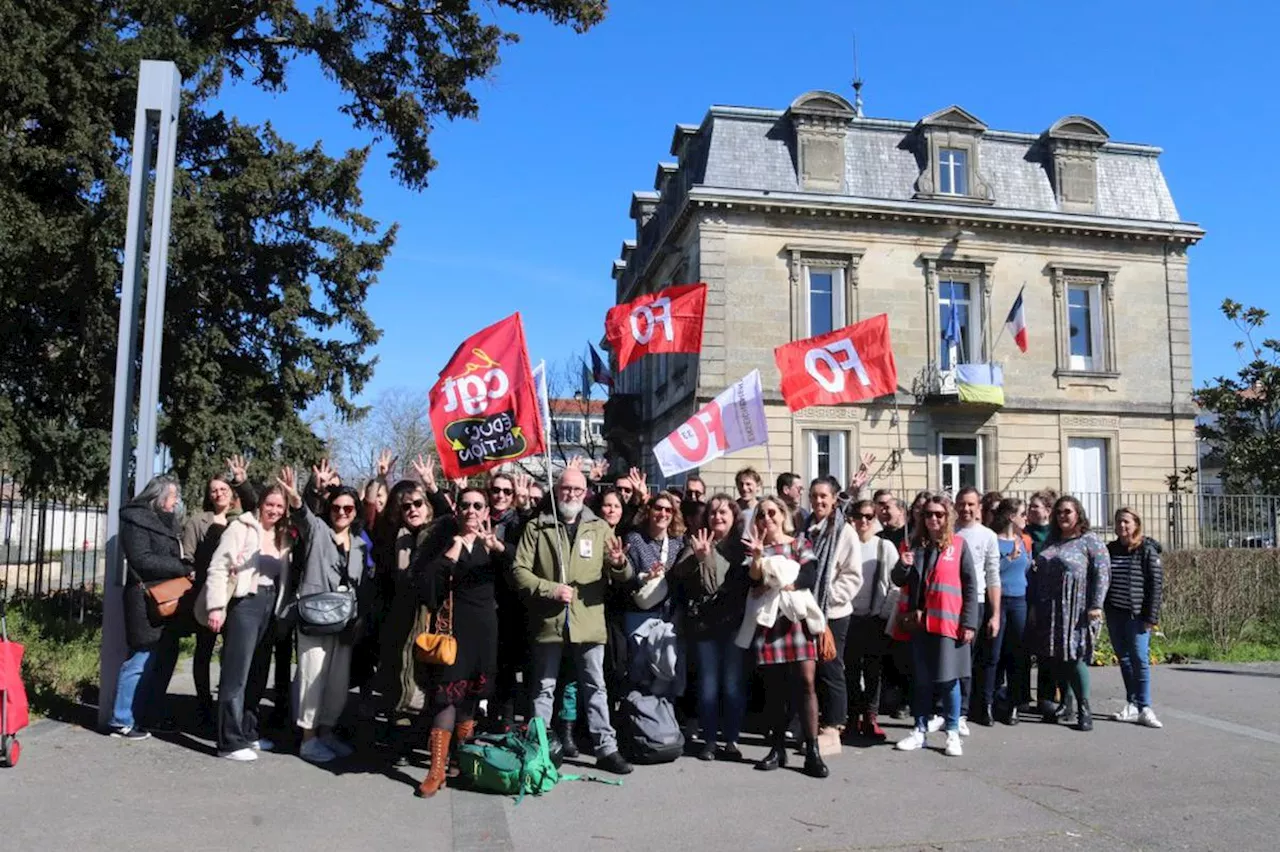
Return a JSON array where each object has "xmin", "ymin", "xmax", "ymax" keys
[{"xmin": 685, "ymin": 186, "xmax": 1204, "ymax": 244}]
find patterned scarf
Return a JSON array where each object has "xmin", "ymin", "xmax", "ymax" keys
[{"xmin": 810, "ymin": 513, "xmax": 842, "ymax": 614}]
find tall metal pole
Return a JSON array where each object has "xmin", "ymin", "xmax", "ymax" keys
[{"xmin": 98, "ymin": 61, "xmax": 182, "ymax": 729}]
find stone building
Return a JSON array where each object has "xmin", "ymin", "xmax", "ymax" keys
[{"xmin": 606, "ymin": 90, "xmax": 1202, "ymax": 516}]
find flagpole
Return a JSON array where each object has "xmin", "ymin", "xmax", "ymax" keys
[
  {"xmin": 535, "ymin": 360, "xmax": 570, "ymax": 588},
  {"xmin": 989, "ymin": 283, "xmax": 1024, "ymax": 357},
  {"xmin": 892, "ymin": 395, "xmax": 907, "ymax": 497}
]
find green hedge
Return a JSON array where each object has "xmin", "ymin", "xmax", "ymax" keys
[
  {"xmin": 1157, "ymin": 549, "xmax": 1280, "ymax": 660},
  {"xmin": 3, "ymin": 590, "xmax": 102, "ymax": 717}
]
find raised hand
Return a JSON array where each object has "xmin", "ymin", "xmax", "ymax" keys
[
  {"xmin": 565, "ymin": 456, "xmax": 585, "ymax": 472},
  {"xmin": 514, "ymin": 473, "xmax": 533, "ymax": 508},
  {"xmin": 412, "ymin": 454, "xmax": 438, "ymax": 493},
  {"xmin": 691, "ymin": 528, "xmax": 714, "ymax": 560},
  {"xmin": 851, "ymin": 451, "xmax": 876, "ymax": 491},
  {"xmin": 377, "ymin": 448, "xmax": 396, "ymax": 478},
  {"xmin": 478, "ymin": 519, "xmax": 503, "ymax": 553},
  {"xmin": 277, "ymin": 467, "xmax": 302, "ymax": 508},
  {"xmin": 225, "ymin": 454, "xmax": 249, "ymax": 485},
  {"xmin": 312, "ymin": 459, "xmax": 335, "ymax": 490},
  {"xmin": 628, "ymin": 467, "xmax": 649, "ymax": 501},
  {"xmin": 742, "ymin": 526, "xmax": 765, "ymax": 559},
  {"xmin": 451, "ymin": 476, "xmax": 468, "ymax": 493},
  {"xmin": 589, "ymin": 459, "xmax": 608, "ymax": 482},
  {"xmin": 605, "ymin": 536, "xmax": 627, "ymax": 567}
]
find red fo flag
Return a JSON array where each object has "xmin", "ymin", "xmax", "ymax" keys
[
  {"xmin": 429, "ymin": 313, "xmax": 546, "ymax": 478},
  {"xmin": 605, "ymin": 283, "xmax": 707, "ymax": 371},
  {"xmin": 773, "ymin": 314, "xmax": 898, "ymax": 412}
]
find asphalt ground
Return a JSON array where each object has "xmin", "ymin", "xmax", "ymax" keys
[{"xmin": 4, "ymin": 661, "xmax": 1279, "ymax": 852}]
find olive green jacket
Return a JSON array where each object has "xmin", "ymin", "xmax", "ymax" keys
[{"xmin": 512, "ymin": 506, "xmax": 629, "ymax": 645}]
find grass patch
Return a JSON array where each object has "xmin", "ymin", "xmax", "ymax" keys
[
  {"xmin": 1093, "ymin": 616, "xmax": 1280, "ymax": 665},
  {"xmin": 3, "ymin": 589, "xmax": 103, "ymax": 717}
]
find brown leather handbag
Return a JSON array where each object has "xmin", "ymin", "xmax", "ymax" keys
[
  {"xmin": 414, "ymin": 589, "xmax": 457, "ymax": 666},
  {"xmin": 818, "ymin": 625, "xmax": 838, "ymax": 662},
  {"xmin": 143, "ymin": 575, "xmax": 194, "ymax": 621}
]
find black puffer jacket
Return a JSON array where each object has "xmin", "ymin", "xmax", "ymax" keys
[
  {"xmin": 120, "ymin": 501, "xmax": 187, "ymax": 650},
  {"xmin": 1105, "ymin": 536, "xmax": 1164, "ymax": 625}
]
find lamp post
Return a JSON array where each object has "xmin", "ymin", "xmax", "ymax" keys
[{"xmin": 98, "ymin": 60, "xmax": 182, "ymax": 729}]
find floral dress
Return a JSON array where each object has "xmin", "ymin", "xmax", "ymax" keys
[
  {"xmin": 1027, "ymin": 532, "xmax": 1110, "ymax": 662},
  {"xmin": 753, "ymin": 537, "xmax": 819, "ymax": 665}
]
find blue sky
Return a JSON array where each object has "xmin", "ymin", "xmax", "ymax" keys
[{"xmin": 216, "ymin": 0, "xmax": 1277, "ymax": 401}]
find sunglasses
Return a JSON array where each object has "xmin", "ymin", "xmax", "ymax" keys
[
  {"xmin": 925, "ymin": 510, "xmax": 947, "ymax": 519},
  {"xmin": 459, "ymin": 501, "xmax": 486, "ymax": 511},
  {"xmin": 331, "ymin": 504, "xmax": 356, "ymax": 516},
  {"xmin": 686, "ymin": 490, "xmax": 704, "ymax": 498},
  {"xmin": 400, "ymin": 498, "xmax": 425, "ymax": 511},
  {"xmin": 856, "ymin": 513, "xmax": 876, "ymax": 521},
  {"xmin": 763, "ymin": 508, "xmax": 781, "ymax": 518},
  {"xmin": 618, "ymin": 486, "xmax": 633, "ymax": 494},
  {"xmin": 490, "ymin": 486, "xmax": 514, "ymax": 496},
  {"xmin": 651, "ymin": 505, "xmax": 674, "ymax": 515},
  {"xmin": 1057, "ymin": 508, "xmax": 1075, "ymax": 515}
]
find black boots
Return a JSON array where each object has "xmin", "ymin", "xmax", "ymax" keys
[
  {"xmin": 972, "ymin": 702, "xmax": 994, "ymax": 727},
  {"xmin": 1075, "ymin": 701, "xmax": 1093, "ymax": 732},
  {"xmin": 1007, "ymin": 706, "xmax": 1020, "ymax": 726},
  {"xmin": 802, "ymin": 739, "xmax": 829, "ymax": 779},
  {"xmin": 555, "ymin": 722, "xmax": 579, "ymax": 759},
  {"xmin": 754, "ymin": 735, "xmax": 789, "ymax": 771}
]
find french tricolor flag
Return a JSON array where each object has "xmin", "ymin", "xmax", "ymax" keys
[{"xmin": 1004, "ymin": 286, "xmax": 1028, "ymax": 353}]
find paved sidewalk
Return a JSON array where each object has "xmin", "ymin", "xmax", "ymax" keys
[{"xmin": 4, "ymin": 662, "xmax": 1279, "ymax": 851}]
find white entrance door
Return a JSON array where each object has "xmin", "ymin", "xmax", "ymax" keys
[
  {"xmin": 805, "ymin": 430, "xmax": 848, "ymax": 490},
  {"xmin": 940, "ymin": 436, "xmax": 981, "ymax": 496},
  {"xmin": 1067, "ymin": 438, "xmax": 1109, "ymax": 526}
]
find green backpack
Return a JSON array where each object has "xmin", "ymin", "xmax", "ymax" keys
[{"xmin": 457, "ymin": 718, "xmax": 562, "ymax": 802}]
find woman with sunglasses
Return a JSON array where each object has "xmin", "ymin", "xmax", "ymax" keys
[
  {"xmin": 281, "ymin": 461, "xmax": 369, "ymax": 764},
  {"xmin": 413, "ymin": 487, "xmax": 502, "ymax": 798},
  {"xmin": 844, "ymin": 499, "xmax": 899, "ymax": 740},
  {"xmin": 1028, "ymin": 495, "xmax": 1110, "ymax": 731},
  {"xmin": 620, "ymin": 493, "xmax": 687, "ymax": 684},
  {"xmin": 376, "ymin": 477, "xmax": 436, "ymax": 741},
  {"xmin": 672, "ymin": 493, "xmax": 749, "ymax": 760},
  {"xmin": 806, "ymin": 480, "xmax": 862, "ymax": 741},
  {"xmin": 745, "ymin": 496, "xmax": 828, "ymax": 778},
  {"xmin": 893, "ymin": 496, "xmax": 980, "ymax": 757}
]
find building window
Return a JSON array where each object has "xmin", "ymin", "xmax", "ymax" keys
[
  {"xmin": 589, "ymin": 419, "xmax": 603, "ymax": 442},
  {"xmin": 939, "ymin": 435, "xmax": 982, "ymax": 494},
  {"xmin": 806, "ymin": 267, "xmax": 845, "ymax": 337},
  {"xmin": 1067, "ymin": 437, "xmax": 1110, "ymax": 526},
  {"xmin": 939, "ymin": 148, "xmax": 968, "ymax": 196},
  {"xmin": 805, "ymin": 430, "xmax": 848, "ymax": 489},
  {"xmin": 938, "ymin": 280, "xmax": 974, "ymax": 370},
  {"xmin": 552, "ymin": 418, "xmax": 582, "ymax": 445},
  {"xmin": 1068, "ymin": 283, "xmax": 1102, "ymax": 371}
]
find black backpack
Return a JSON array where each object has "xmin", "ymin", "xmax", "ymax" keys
[{"xmin": 617, "ymin": 690, "xmax": 684, "ymax": 764}]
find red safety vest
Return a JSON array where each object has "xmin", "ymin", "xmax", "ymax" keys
[{"xmin": 923, "ymin": 543, "xmax": 964, "ymax": 640}]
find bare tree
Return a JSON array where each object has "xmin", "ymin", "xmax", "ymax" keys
[
  {"xmin": 514, "ymin": 357, "xmax": 608, "ymax": 480},
  {"xmin": 308, "ymin": 387, "xmax": 436, "ymax": 482}
]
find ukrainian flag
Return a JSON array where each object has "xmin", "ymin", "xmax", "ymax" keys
[{"xmin": 956, "ymin": 363, "xmax": 1005, "ymax": 406}]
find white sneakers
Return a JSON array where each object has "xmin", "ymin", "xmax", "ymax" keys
[
  {"xmin": 300, "ymin": 737, "xmax": 337, "ymax": 764},
  {"xmin": 957, "ymin": 717, "xmax": 971, "ymax": 737},
  {"xmin": 896, "ymin": 729, "xmax": 927, "ymax": 751},
  {"xmin": 1114, "ymin": 703, "xmax": 1163, "ymax": 728},
  {"xmin": 1137, "ymin": 707, "xmax": 1163, "ymax": 728},
  {"xmin": 926, "ymin": 716, "xmax": 945, "ymax": 733},
  {"xmin": 944, "ymin": 731, "xmax": 963, "ymax": 757},
  {"xmin": 219, "ymin": 747, "xmax": 258, "ymax": 762},
  {"xmin": 1113, "ymin": 703, "xmax": 1140, "ymax": 722}
]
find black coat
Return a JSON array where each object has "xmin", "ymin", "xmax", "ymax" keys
[
  {"xmin": 1105, "ymin": 536, "xmax": 1164, "ymax": 624},
  {"xmin": 120, "ymin": 502, "xmax": 187, "ymax": 650}
]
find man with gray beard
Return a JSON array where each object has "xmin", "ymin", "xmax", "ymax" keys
[{"xmin": 512, "ymin": 467, "xmax": 634, "ymax": 774}]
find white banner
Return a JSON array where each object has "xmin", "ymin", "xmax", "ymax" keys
[{"xmin": 653, "ymin": 370, "xmax": 769, "ymax": 477}]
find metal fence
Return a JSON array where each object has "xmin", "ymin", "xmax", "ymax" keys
[
  {"xmin": 1, "ymin": 470, "xmax": 108, "ymax": 602},
  {"xmin": 1005, "ymin": 491, "xmax": 1280, "ymax": 551}
]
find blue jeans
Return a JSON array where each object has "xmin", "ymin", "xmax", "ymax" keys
[
  {"xmin": 694, "ymin": 636, "xmax": 747, "ymax": 745},
  {"xmin": 913, "ymin": 678, "xmax": 961, "ymax": 733},
  {"xmin": 109, "ymin": 631, "xmax": 180, "ymax": 730},
  {"xmin": 1106, "ymin": 609, "xmax": 1152, "ymax": 709},
  {"xmin": 994, "ymin": 596, "xmax": 1028, "ymax": 705}
]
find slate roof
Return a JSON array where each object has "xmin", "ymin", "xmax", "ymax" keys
[{"xmin": 695, "ymin": 108, "xmax": 1183, "ymax": 224}]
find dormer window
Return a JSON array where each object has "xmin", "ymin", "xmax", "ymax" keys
[
  {"xmin": 939, "ymin": 148, "xmax": 968, "ymax": 196},
  {"xmin": 913, "ymin": 106, "xmax": 993, "ymax": 205}
]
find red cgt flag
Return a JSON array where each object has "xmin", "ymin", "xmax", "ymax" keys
[
  {"xmin": 773, "ymin": 313, "xmax": 899, "ymax": 412},
  {"xmin": 605, "ymin": 283, "xmax": 707, "ymax": 372},
  {"xmin": 429, "ymin": 313, "xmax": 546, "ymax": 478}
]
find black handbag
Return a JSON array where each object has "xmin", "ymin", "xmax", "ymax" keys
[{"xmin": 294, "ymin": 588, "xmax": 356, "ymax": 636}]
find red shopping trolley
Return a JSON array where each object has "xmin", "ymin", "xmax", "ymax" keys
[{"xmin": 0, "ymin": 596, "xmax": 30, "ymax": 767}]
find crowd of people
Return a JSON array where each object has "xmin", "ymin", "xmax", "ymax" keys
[{"xmin": 107, "ymin": 452, "xmax": 1166, "ymax": 795}]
